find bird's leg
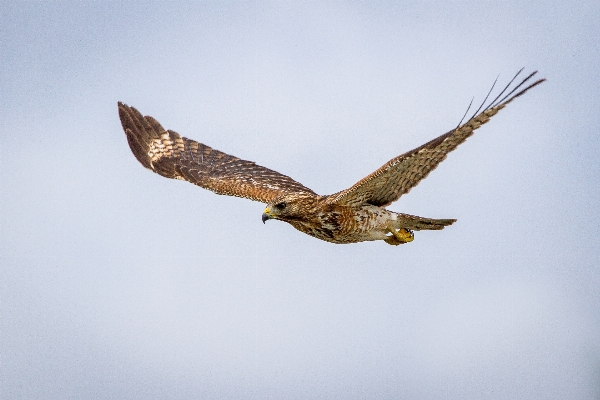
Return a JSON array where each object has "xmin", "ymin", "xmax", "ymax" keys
[{"xmin": 384, "ymin": 226, "xmax": 414, "ymax": 246}]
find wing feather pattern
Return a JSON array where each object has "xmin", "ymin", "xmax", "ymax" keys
[
  {"xmin": 326, "ymin": 69, "xmax": 545, "ymax": 207},
  {"xmin": 118, "ymin": 103, "xmax": 316, "ymax": 204}
]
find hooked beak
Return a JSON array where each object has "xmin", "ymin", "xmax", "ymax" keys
[{"xmin": 262, "ymin": 207, "xmax": 271, "ymax": 224}]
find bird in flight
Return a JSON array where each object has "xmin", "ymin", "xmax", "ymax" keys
[{"xmin": 119, "ymin": 69, "xmax": 544, "ymax": 245}]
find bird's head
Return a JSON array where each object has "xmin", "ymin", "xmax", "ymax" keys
[{"xmin": 262, "ymin": 194, "xmax": 314, "ymax": 224}]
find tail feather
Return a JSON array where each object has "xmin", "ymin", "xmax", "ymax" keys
[{"xmin": 397, "ymin": 213, "xmax": 456, "ymax": 231}]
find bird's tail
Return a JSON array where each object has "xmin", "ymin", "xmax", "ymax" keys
[{"xmin": 396, "ymin": 213, "xmax": 456, "ymax": 231}]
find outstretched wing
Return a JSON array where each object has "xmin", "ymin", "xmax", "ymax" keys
[
  {"xmin": 326, "ymin": 69, "xmax": 545, "ymax": 207},
  {"xmin": 119, "ymin": 103, "xmax": 316, "ymax": 204}
]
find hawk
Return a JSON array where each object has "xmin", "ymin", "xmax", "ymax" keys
[{"xmin": 119, "ymin": 69, "xmax": 544, "ymax": 245}]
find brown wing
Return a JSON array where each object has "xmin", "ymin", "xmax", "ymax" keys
[
  {"xmin": 118, "ymin": 103, "xmax": 316, "ymax": 204},
  {"xmin": 326, "ymin": 70, "xmax": 545, "ymax": 207}
]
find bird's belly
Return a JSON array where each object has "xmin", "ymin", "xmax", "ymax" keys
[{"xmin": 290, "ymin": 207, "xmax": 393, "ymax": 244}]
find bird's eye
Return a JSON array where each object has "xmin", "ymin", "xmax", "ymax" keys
[{"xmin": 275, "ymin": 202, "xmax": 287, "ymax": 210}]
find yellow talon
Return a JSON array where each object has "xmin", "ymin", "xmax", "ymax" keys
[
  {"xmin": 398, "ymin": 228, "xmax": 414, "ymax": 242},
  {"xmin": 384, "ymin": 227, "xmax": 414, "ymax": 245}
]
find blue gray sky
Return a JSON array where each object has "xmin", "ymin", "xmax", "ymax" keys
[{"xmin": 1, "ymin": 2, "xmax": 599, "ymax": 399}]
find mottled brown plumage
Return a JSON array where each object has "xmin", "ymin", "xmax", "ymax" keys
[{"xmin": 119, "ymin": 69, "xmax": 544, "ymax": 245}]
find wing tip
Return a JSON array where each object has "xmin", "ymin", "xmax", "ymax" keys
[
  {"xmin": 117, "ymin": 101, "xmax": 130, "ymax": 115},
  {"xmin": 117, "ymin": 102, "xmax": 161, "ymax": 171},
  {"xmin": 491, "ymin": 69, "xmax": 546, "ymax": 109}
]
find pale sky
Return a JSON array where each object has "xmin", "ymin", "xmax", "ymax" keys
[{"xmin": 1, "ymin": 2, "xmax": 599, "ymax": 399}]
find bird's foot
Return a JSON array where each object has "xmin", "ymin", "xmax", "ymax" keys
[{"xmin": 384, "ymin": 227, "xmax": 414, "ymax": 246}]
